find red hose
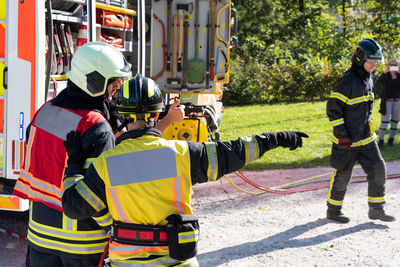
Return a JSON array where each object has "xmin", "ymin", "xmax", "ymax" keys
[
  {"xmin": 235, "ymin": 170, "xmax": 305, "ymax": 194},
  {"xmin": 233, "ymin": 170, "xmax": 400, "ymax": 195}
]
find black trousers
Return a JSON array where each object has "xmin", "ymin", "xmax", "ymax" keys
[
  {"xmin": 26, "ymin": 245, "xmax": 101, "ymax": 267},
  {"xmin": 327, "ymin": 141, "xmax": 386, "ymax": 210}
]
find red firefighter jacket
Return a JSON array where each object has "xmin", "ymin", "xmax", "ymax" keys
[{"xmin": 13, "ymin": 101, "xmax": 108, "ymax": 211}]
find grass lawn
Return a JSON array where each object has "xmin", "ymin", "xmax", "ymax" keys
[{"xmin": 218, "ymin": 99, "xmax": 400, "ymax": 170}]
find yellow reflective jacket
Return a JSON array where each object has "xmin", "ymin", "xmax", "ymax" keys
[
  {"xmin": 96, "ymin": 134, "xmax": 193, "ymax": 260},
  {"xmin": 63, "ymin": 128, "xmax": 280, "ymax": 264}
]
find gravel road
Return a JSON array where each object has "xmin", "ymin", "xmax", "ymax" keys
[
  {"xmin": 0, "ymin": 210, "xmax": 28, "ymax": 267},
  {"xmin": 193, "ymin": 162, "xmax": 400, "ymax": 267}
]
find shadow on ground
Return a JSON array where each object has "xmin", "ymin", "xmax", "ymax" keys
[{"xmin": 197, "ymin": 218, "xmax": 389, "ymax": 266}]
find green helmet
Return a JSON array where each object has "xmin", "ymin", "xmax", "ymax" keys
[
  {"xmin": 116, "ymin": 74, "xmax": 165, "ymax": 117},
  {"xmin": 67, "ymin": 42, "xmax": 131, "ymax": 97}
]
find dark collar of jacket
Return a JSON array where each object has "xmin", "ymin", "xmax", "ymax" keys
[
  {"xmin": 108, "ymin": 101, "xmax": 121, "ymax": 132},
  {"xmin": 50, "ymin": 80, "xmax": 110, "ymax": 121},
  {"xmin": 116, "ymin": 128, "xmax": 162, "ymax": 145}
]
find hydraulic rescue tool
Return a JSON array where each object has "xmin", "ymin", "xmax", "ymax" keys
[{"xmin": 160, "ymin": 102, "xmax": 220, "ymax": 142}]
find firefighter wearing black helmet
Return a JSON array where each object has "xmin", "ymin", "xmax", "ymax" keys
[
  {"xmin": 326, "ymin": 38, "xmax": 395, "ymax": 223},
  {"xmin": 61, "ymin": 74, "xmax": 309, "ymax": 266}
]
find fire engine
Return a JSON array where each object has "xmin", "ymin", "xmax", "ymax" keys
[{"xmin": 0, "ymin": 0, "xmax": 236, "ymax": 211}]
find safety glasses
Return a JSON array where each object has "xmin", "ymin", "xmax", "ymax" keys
[{"xmin": 366, "ymin": 58, "xmax": 380, "ymax": 64}]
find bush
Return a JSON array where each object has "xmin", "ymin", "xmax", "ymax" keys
[{"xmin": 223, "ymin": 54, "xmax": 350, "ymax": 105}]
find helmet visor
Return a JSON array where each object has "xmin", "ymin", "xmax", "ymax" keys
[{"xmin": 367, "ymin": 51, "xmax": 382, "ymax": 60}]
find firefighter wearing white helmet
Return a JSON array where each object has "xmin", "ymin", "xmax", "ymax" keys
[
  {"xmin": 14, "ymin": 43, "xmax": 184, "ymax": 266},
  {"xmin": 62, "ymin": 74, "xmax": 308, "ymax": 266},
  {"xmin": 13, "ymin": 41, "xmax": 132, "ymax": 267}
]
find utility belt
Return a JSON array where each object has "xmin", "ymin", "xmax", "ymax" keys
[
  {"xmin": 112, "ymin": 221, "xmax": 168, "ymax": 246},
  {"xmin": 111, "ymin": 214, "xmax": 199, "ymax": 261}
]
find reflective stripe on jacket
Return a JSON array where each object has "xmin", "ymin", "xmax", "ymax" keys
[
  {"xmin": 327, "ymin": 68, "xmax": 375, "ymax": 146},
  {"xmin": 13, "ymin": 101, "xmax": 107, "ymax": 211},
  {"xmin": 27, "ymin": 202, "xmax": 109, "ymax": 256},
  {"xmin": 110, "ymin": 255, "xmax": 199, "ymax": 267}
]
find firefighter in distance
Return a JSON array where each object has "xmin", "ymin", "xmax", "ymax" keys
[{"xmin": 326, "ymin": 38, "xmax": 395, "ymax": 223}]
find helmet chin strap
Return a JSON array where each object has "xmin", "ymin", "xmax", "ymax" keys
[
  {"xmin": 131, "ymin": 113, "xmax": 151, "ymax": 122},
  {"xmin": 128, "ymin": 113, "xmax": 160, "ymax": 128}
]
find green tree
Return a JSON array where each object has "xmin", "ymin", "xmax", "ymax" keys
[{"xmin": 224, "ymin": 0, "xmax": 400, "ymax": 105}]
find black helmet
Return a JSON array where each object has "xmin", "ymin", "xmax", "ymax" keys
[
  {"xmin": 353, "ymin": 38, "xmax": 383, "ymax": 67},
  {"xmin": 116, "ymin": 74, "xmax": 165, "ymax": 119}
]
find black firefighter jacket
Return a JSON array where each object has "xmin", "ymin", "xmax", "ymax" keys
[{"xmin": 326, "ymin": 64, "xmax": 375, "ymax": 147}]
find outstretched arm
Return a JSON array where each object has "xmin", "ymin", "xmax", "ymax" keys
[{"xmin": 188, "ymin": 131, "xmax": 308, "ymax": 185}]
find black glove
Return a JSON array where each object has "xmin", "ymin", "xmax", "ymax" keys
[
  {"xmin": 276, "ymin": 131, "xmax": 309, "ymax": 150},
  {"xmin": 64, "ymin": 131, "xmax": 85, "ymax": 166}
]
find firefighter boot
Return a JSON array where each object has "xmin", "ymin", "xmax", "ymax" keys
[
  {"xmin": 378, "ymin": 139, "xmax": 384, "ymax": 150},
  {"xmin": 368, "ymin": 207, "xmax": 395, "ymax": 222},
  {"xmin": 327, "ymin": 208, "xmax": 350, "ymax": 223},
  {"xmin": 388, "ymin": 138, "xmax": 394, "ymax": 147}
]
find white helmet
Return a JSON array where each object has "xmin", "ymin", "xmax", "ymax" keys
[{"xmin": 67, "ymin": 42, "xmax": 131, "ymax": 97}]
